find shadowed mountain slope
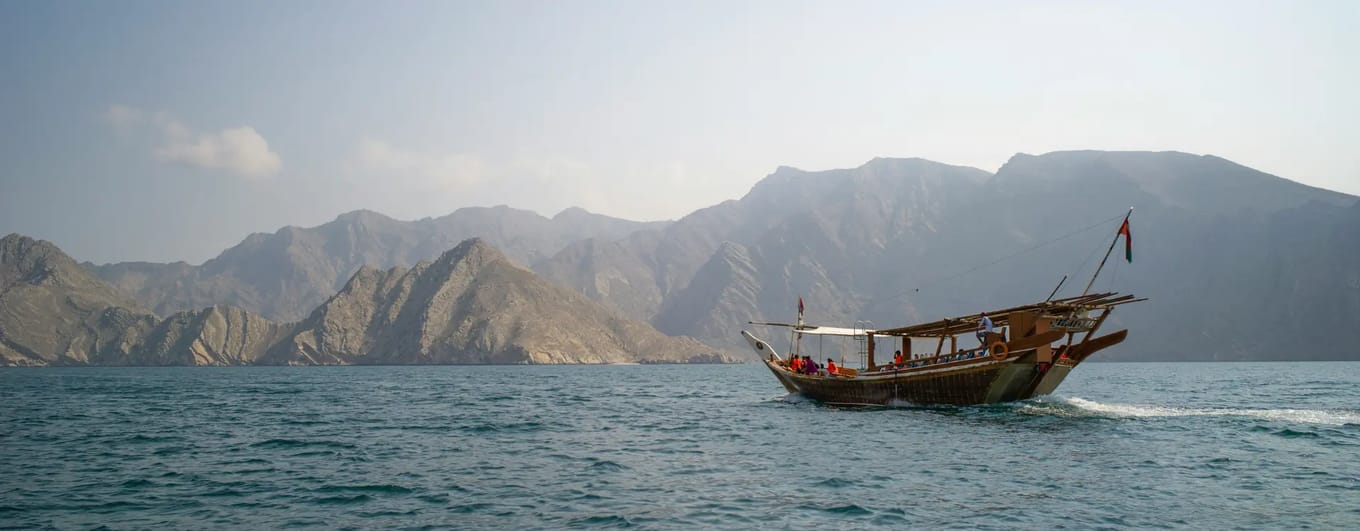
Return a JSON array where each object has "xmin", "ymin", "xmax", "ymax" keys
[
  {"xmin": 1, "ymin": 234, "xmax": 283, "ymax": 366},
  {"xmin": 537, "ymin": 151, "xmax": 1358, "ymax": 360},
  {"xmin": 1, "ymin": 234, "xmax": 155, "ymax": 365}
]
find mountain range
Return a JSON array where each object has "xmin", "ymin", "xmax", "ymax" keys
[
  {"xmin": 1, "ymin": 234, "xmax": 723, "ymax": 366},
  {"xmin": 89, "ymin": 206, "xmax": 668, "ymax": 322},
  {"xmin": 537, "ymin": 150, "xmax": 1356, "ymax": 361},
  {"xmin": 4, "ymin": 149, "xmax": 1356, "ymax": 364}
]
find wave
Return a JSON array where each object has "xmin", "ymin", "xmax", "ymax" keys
[
  {"xmin": 568, "ymin": 515, "xmax": 635, "ymax": 527},
  {"xmin": 119, "ymin": 478, "xmax": 157, "ymax": 489},
  {"xmin": 812, "ymin": 477, "xmax": 858, "ymax": 489},
  {"xmin": 309, "ymin": 494, "xmax": 372, "ymax": 505},
  {"xmin": 248, "ymin": 438, "xmax": 356, "ymax": 450},
  {"xmin": 819, "ymin": 504, "xmax": 873, "ymax": 516},
  {"xmin": 125, "ymin": 434, "xmax": 183, "ymax": 444},
  {"xmin": 460, "ymin": 421, "xmax": 546, "ymax": 434},
  {"xmin": 587, "ymin": 459, "xmax": 629, "ymax": 472},
  {"xmin": 200, "ymin": 488, "xmax": 247, "ymax": 497},
  {"xmin": 1025, "ymin": 397, "xmax": 1360, "ymax": 426},
  {"xmin": 315, "ymin": 484, "xmax": 414, "ymax": 495},
  {"xmin": 450, "ymin": 502, "xmax": 494, "ymax": 514}
]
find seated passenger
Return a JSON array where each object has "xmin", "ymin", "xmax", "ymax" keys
[
  {"xmin": 826, "ymin": 358, "xmax": 838, "ymax": 375},
  {"xmin": 893, "ymin": 350, "xmax": 903, "ymax": 366}
]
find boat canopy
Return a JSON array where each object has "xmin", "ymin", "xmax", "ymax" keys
[
  {"xmin": 749, "ymin": 292, "xmax": 1145, "ymax": 339},
  {"xmin": 875, "ymin": 292, "xmax": 1144, "ymax": 337},
  {"xmin": 745, "ymin": 322, "xmax": 876, "ymax": 337}
]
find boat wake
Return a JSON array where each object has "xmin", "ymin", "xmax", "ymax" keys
[{"xmin": 1019, "ymin": 397, "xmax": 1360, "ymax": 426}]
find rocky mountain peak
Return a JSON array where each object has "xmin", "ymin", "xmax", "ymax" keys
[
  {"xmin": 432, "ymin": 237, "xmax": 506, "ymax": 270},
  {"xmin": 994, "ymin": 150, "xmax": 1352, "ymax": 214},
  {"xmin": 332, "ymin": 209, "xmax": 399, "ymax": 229},
  {"xmin": 2, "ymin": 234, "xmax": 125, "ymax": 298},
  {"xmin": 3, "ymin": 233, "xmax": 71, "ymax": 266},
  {"xmin": 1, "ymin": 234, "xmax": 155, "ymax": 365},
  {"xmin": 274, "ymin": 236, "xmax": 727, "ymax": 365},
  {"xmin": 551, "ymin": 206, "xmax": 593, "ymax": 221}
]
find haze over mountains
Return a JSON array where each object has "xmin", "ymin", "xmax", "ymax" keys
[
  {"xmin": 540, "ymin": 150, "xmax": 1357, "ymax": 361},
  {"xmin": 89, "ymin": 206, "xmax": 668, "ymax": 322},
  {"xmin": 4, "ymin": 150, "xmax": 1356, "ymax": 365}
]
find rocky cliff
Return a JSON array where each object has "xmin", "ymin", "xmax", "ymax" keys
[
  {"xmin": 3, "ymin": 234, "xmax": 724, "ymax": 366},
  {"xmin": 138, "ymin": 305, "xmax": 292, "ymax": 366},
  {"xmin": 1, "ymin": 234, "xmax": 156, "ymax": 365},
  {"xmin": 272, "ymin": 238, "xmax": 726, "ymax": 365}
]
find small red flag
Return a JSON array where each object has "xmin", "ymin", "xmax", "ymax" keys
[{"xmin": 1117, "ymin": 219, "xmax": 1132, "ymax": 263}]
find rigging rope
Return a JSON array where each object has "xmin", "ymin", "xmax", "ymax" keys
[{"xmin": 877, "ymin": 213, "xmax": 1127, "ymax": 304}]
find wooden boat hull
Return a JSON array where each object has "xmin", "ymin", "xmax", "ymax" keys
[{"xmin": 761, "ymin": 330, "xmax": 1128, "ymax": 406}]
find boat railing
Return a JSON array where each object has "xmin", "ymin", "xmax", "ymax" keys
[
  {"xmin": 874, "ymin": 334, "xmax": 1005, "ymax": 372},
  {"xmin": 853, "ymin": 320, "xmax": 873, "ymax": 369}
]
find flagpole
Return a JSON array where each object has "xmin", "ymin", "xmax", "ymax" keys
[{"xmin": 1081, "ymin": 208, "xmax": 1133, "ymax": 296}]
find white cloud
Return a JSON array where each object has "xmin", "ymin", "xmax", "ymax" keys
[
  {"xmin": 103, "ymin": 104, "xmax": 282, "ymax": 179},
  {"xmin": 354, "ymin": 138, "xmax": 483, "ymax": 189},
  {"xmin": 155, "ymin": 126, "xmax": 281, "ymax": 179}
]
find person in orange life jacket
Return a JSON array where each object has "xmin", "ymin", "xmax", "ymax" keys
[
  {"xmin": 826, "ymin": 358, "xmax": 838, "ymax": 375},
  {"xmin": 893, "ymin": 350, "xmax": 903, "ymax": 366},
  {"xmin": 790, "ymin": 356, "xmax": 802, "ymax": 372}
]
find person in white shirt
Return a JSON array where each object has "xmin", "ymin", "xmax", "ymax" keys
[{"xmin": 976, "ymin": 312, "xmax": 994, "ymax": 345}]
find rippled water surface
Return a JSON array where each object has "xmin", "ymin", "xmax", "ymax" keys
[{"xmin": 3, "ymin": 363, "xmax": 1359, "ymax": 529}]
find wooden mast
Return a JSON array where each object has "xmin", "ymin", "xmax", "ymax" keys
[{"xmin": 866, "ymin": 332, "xmax": 876, "ymax": 370}]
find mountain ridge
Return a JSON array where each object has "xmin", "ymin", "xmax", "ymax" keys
[
  {"xmin": 88, "ymin": 205, "xmax": 671, "ymax": 321},
  {"xmin": 16, "ymin": 149, "xmax": 1360, "ymax": 362},
  {"xmin": 531, "ymin": 150, "xmax": 1357, "ymax": 359},
  {"xmin": 3, "ymin": 234, "xmax": 727, "ymax": 366}
]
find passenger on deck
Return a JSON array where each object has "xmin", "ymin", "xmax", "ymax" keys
[
  {"xmin": 804, "ymin": 356, "xmax": 819, "ymax": 375},
  {"xmin": 893, "ymin": 350, "xmax": 903, "ymax": 366},
  {"xmin": 789, "ymin": 356, "xmax": 802, "ymax": 373},
  {"xmin": 826, "ymin": 358, "xmax": 838, "ymax": 375},
  {"xmin": 976, "ymin": 312, "xmax": 994, "ymax": 345}
]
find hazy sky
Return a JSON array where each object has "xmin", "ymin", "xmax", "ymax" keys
[{"xmin": 2, "ymin": 0, "xmax": 1356, "ymax": 264}]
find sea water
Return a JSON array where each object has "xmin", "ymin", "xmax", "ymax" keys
[{"xmin": 2, "ymin": 363, "xmax": 1358, "ymax": 529}]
